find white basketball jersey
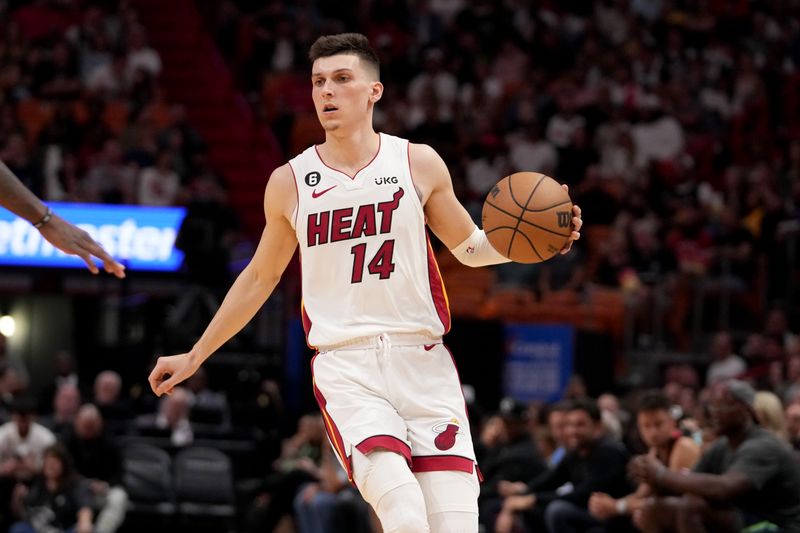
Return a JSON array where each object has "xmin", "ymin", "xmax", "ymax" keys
[{"xmin": 289, "ymin": 133, "xmax": 450, "ymax": 348}]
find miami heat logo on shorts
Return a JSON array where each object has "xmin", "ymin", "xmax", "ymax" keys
[{"xmin": 432, "ymin": 418, "xmax": 463, "ymax": 450}]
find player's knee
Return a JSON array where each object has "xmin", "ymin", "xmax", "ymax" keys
[
  {"xmin": 415, "ymin": 470, "xmax": 479, "ymax": 515},
  {"xmin": 352, "ymin": 448, "xmax": 429, "ymax": 532},
  {"xmin": 428, "ymin": 511, "xmax": 478, "ymax": 533},
  {"xmin": 416, "ymin": 470, "xmax": 478, "ymax": 533},
  {"xmin": 352, "ymin": 448, "xmax": 417, "ymax": 506},
  {"xmin": 376, "ymin": 484, "xmax": 430, "ymax": 533}
]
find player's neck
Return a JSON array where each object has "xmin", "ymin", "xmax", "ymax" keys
[{"xmin": 319, "ymin": 128, "xmax": 380, "ymax": 174}]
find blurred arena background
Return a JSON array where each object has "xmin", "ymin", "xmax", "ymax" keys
[{"xmin": 0, "ymin": 0, "xmax": 798, "ymax": 532}]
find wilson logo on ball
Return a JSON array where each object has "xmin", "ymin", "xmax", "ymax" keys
[{"xmin": 556, "ymin": 211, "xmax": 571, "ymax": 228}]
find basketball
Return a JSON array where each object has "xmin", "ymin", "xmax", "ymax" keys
[{"xmin": 482, "ymin": 172, "xmax": 573, "ymax": 263}]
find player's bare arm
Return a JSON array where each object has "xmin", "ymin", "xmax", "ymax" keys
[
  {"xmin": 148, "ymin": 164, "xmax": 299, "ymax": 396},
  {"xmin": 411, "ymin": 142, "xmax": 477, "ymax": 249},
  {"xmin": 0, "ymin": 160, "xmax": 125, "ymax": 277},
  {"xmin": 411, "ymin": 143, "xmax": 582, "ymax": 263}
]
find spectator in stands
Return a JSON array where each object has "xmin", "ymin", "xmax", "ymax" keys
[
  {"xmin": 125, "ymin": 25, "xmax": 161, "ymax": 82},
  {"xmin": 589, "ymin": 390, "xmax": 700, "ymax": 527},
  {"xmin": 92, "ymin": 370, "xmax": 132, "ymax": 435},
  {"xmin": 293, "ymin": 445, "xmax": 373, "ymax": 533},
  {"xmin": 32, "ymin": 40, "xmax": 82, "ymax": 100},
  {"xmin": 785, "ymin": 402, "xmax": 800, "ymax": 451},
  {"xmin": 39, "ymin": 383, "xmax": 81, "ymax": 438},
  {"xmin": 477, "ymin": 398, "xmax": 547, "ymax": 531},
  {"xmin": 0, "ymin": 364, "xmax": 24, "ymax": 423},
  {"xmin": 174, "ymin": 171, "xmax": 238, "ymax": 289},
  {"xmin": 64, "ymin": 405, "xmax": 127, "ymax": 533},
  {"xmin": 185, "ymin": 367, "xmax": 231, "ymax": 434},
  {"xmin": 754, "ymin": 391, "xmax": 789, "ymax": 443},
  {"xmin": 705, "ymin": 331, "xmax": 747, "ymax": 385},
  {"xmin": 0, "ymin": 398, "xmax": 56, "ymax": 531},
  {"xmin": 137, "ymin": 386, "xmax": 194, "ymax": 447},
  {"xmin": 544, "ymin": 402, "xmax": 571, "ymax": 467},
  {"xmin": 10, "ymin": 443, "xmax": 93, "ymax": 533},
  {"xmin": 495, "ymin": 398, "xmax": 630, "ymax": 533},
  {"xmin": 507, "ymin": 123, "xmax": 558, "ymax": 177},
  {"xmin": 631, "ymin": 380, "xmax": 800, "ymax": 532},
  {"xmin": 245, "ymin": 414, "xmax": 325, "ymax": 533},
  {"xmin": 83, "ymin": 139, "xmax": 136, "ymax": 204},
  {"xmin": 86, "ymin": 47, "xmax": 129, "ymax": 98},
  {"xmin": 37, "ymin": 350, "xmax": 78, "ymax": 416},
  {"xmin": 0, "ymin": 398, "xmax": 56, "ymax": 481},
  {"xmin": 137, "ymin": 148, "xmax": 180, "ymax": 206}
]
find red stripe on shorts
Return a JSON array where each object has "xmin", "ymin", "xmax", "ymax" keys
[
  {"xmin": 411, "ymin": 455, "xmax": 474, "ymax": 474},
  {"xmin": 356, "ymin": 435, "xmax": 413, "ymax": 467},
  {"xmin": 310, "ymin": 354, "xmax": 352, "ymax": 482}
]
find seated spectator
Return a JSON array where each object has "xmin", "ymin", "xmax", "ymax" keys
[
  {"xmin": 786, "ymin": 402, "xmax": 800, "ymax": 451},
  {"xmin": 543, "ymin": 402, "xmax": 570, "ymax": 467},
  {"xmin": 136, "ymin": 387, "xmax": 193, "ymax": 447},
  {"xmin": 589, "ymin": 390, "xmax": 700, "ymax": 527},
  {"xmin": 0, "ymin": 398, "xmax": 56, "ymax": 482},
  {"xmin": 63, "ymin": 405, "xmax": 127, "ymax": 533},
  {"xmin": 10, "ymin": 443, "xmax": 93, "ymax": 533},
  {"xmin": 705, "ymin": 331, "xmax": 746, "ymax": 386},
  {"xmin": 478, "ymin": 398, "xmax": 547, "ymax": 532},
  {"xmin": 0, "ymin": 364, "xmax": 24, "ymax": 423},
  {"xmin": 37, "ymin": 350, "xmax": 78, "ymax": 416},
  {"xmin": 293, "ymin": 445, "xmax": 372, "ymax": 533},
  {"xmin": 631, "ymin": 380, "xmax": 800, "ymax": 532},
  {"xmin": 185, "ymin": 367, "xmax": 232, "ymax": 433},
  {"xmin": 137, "ymin": 148, "xmax": 180, "ymax": 206},
  {"xmin": 40, "ymin": 383, "xmax": 81, "ymax": 438},
  {"xmin": 0, "ymin": 398, "xmax": 56, "ymax": 530},
  {"xmin": 92, "ymin": 371, "xmax": 132, "ymax": 436},
  {"xmin": 245, "ymin": 414, "xmax": 325, "ymax": 533},
  {"xmin": 495, "ymin": 398, "xmax": 631, "ymax": 533},
  {"xmin": 754, "ymin": 391, "xmax": 789, "ymax": 443}
]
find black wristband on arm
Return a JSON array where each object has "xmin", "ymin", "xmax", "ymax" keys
[{"xmin": 32, "ymin": 206, "xmax": 53, "ymax": 229}]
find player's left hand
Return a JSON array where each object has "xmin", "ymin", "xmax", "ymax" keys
[
  {"xmin": 560, "ymin": 184, "xmax": 582, "ymax": 254},
  {"xmin": 40, "ymin": 214, "xmax": 126, "ymax": 278}
]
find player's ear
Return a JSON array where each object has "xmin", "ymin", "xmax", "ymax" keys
[{"xmin": 370, "ymin": 81, "xmax": 383, "ymax": 103}]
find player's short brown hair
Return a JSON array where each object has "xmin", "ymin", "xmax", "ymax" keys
[{"xmin": 309, "ymin": 33, "xmax": 380, "ymax": 79}]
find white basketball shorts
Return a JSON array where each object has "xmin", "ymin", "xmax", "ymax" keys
[{"xmin": 311, "ymin": 332, "xmax": 479, "ymax": 483}]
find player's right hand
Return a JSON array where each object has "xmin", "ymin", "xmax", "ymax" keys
[
  {"xmin": 148, "ymin": 353, "xmax": 200, "ymax": 397},
  {"xmin": 40, "ymin": 214, "xmax": 126, "ymax": 278}
]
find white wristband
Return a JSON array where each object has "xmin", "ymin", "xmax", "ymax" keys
[
  {"xmin": 449, "ymin": 226, "xmax": 511, "ymax": 267},
  {"xmin": 615, "ymin": 498, "xmax": 628, "ymax": 515}
]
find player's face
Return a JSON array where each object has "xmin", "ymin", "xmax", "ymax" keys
[
  {"xmin": 311, "ymin": 54, "xmax": 381, "ymax": 132},
  {"xmin": 637, "ymin": 409, "xmax": 675, "ymax": 449}
]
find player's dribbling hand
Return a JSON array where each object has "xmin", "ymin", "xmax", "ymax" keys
[
  {"xmin": 560, "ymin": 184, "xmax": 582, "ymax": 255},
  {"xmin": 148, "ymin": 353, "xmax": 200, "ymax": 397}
]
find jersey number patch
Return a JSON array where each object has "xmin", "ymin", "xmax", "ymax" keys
[{"xmin": 350, "ymin": 240, "xmax": 396, "ymax": 283}]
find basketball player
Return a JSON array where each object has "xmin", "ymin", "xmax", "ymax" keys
[
  {"xmin": 148, "ymin": 33, "xmax": 582, "ymax": 532},
  {"xmin": 0, "ymin": 160, "xmax": 125, "ymax": 278}
]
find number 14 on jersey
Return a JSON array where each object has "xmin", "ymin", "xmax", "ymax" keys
[{"xmin": 350, "ymin": 240, "xmax": 396, "ymax": 283}]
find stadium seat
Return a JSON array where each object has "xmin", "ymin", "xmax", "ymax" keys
[
  {"xmin": 173, "ymin": 446, "xmax": 237, "ymax": 522},
  {"xmin": 122, "ymin": 443, "xmax": 176, "ymax": 517}
]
